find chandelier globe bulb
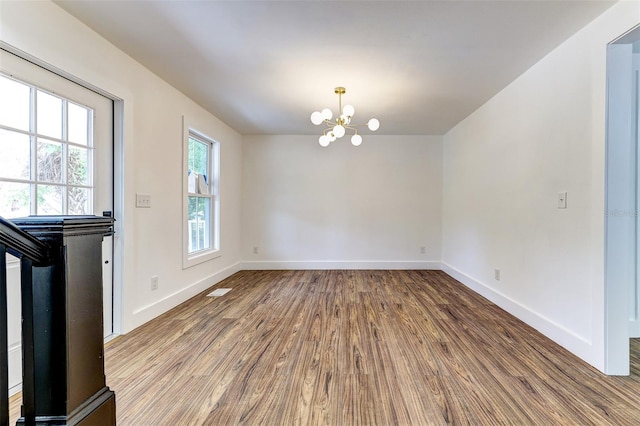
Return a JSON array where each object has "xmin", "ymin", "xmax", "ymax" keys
[
  {"xmin": 311, "ymin": 111, "xmax": 323, "ymax": 125},
  {"xmin": 343, "ymin": 104, "xmax": 355, "ymax": 117}
]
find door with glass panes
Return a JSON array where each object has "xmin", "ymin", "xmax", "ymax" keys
[{"xmin": 0, "ymin": 49, "xmax": 114, "ymax": 339}]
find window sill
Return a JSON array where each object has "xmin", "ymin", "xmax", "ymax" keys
[{"xmin": 182, "ymin": 248, "xmax": 221, "ymax": 269}]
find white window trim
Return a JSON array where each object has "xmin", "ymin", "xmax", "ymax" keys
[{"xmin": 182, "ymin": 116, "xmax": 220, "ymax": 269}]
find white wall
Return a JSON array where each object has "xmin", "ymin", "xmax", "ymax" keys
[
  {"xmin": 5, "ymin": 259, "xmax": 21, "ymax": 393},
  {"xmin": 442, "ymin": 1, "xmax": 640, "ymax": 372},
  {"xmin": 0, "ymin": 0, "xmax": 243, "ymax": 338},
  {"xmin": 242, "ymin": 135, "xmax": 442, "ymax": 269}
]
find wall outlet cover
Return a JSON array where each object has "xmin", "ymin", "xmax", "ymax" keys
[{"xmin": 136, "ymin": 193, "xmax": 151, "ymax": 208}]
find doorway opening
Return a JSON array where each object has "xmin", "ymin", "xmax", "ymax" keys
[{"xmin": 605, "ymin": 24, "xmax": 640, "ymax": 375}]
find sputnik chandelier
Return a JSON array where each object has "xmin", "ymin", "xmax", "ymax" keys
[{"xmin": 310, "ymin": 86, "xmax": 380, "ymax": 147}]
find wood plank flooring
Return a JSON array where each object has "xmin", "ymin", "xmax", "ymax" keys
[{"xmin": 9, "ymin": 270, "xmax": 640, "ymax": 424}]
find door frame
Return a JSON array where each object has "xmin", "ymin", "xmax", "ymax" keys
[{"xmin": 0, "ymin": 41, "xmax": 125, "ymax": 336}]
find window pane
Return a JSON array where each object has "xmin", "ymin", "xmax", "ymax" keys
[
  {"xmin": 188, "ymin": 196, "xmax": 198, "ymax": 253},
  {"xmin": 37, "ymin": 184, "xmax": 63, "ymax": 215},
  {"xmin": 198, "ymin": 197, "xmax": 211, "ymax": 250},
  {"xmin": 188, "ymin": 137, "xmax": 208, "ymax": 176},
  {"xmin": 1, "ymin": 76, "xmax": 99, "ymax": 219},
  {"xmin": 0, "ymin": 181, "xmax": 30, "ymax": 218},
  {"xmin": 68, "ymin": 146, "xmax": 89, "ymax": 185},
  {"xmin": 37, "ymin": 139, "xmax": 63, "ymax": 183},
  {"xmin": 0, "ymin": 129, "xmax": 30, "ymax": 179},
  {"xmin": 68, "ymin": 187, "xmax": 90, "ymax": 215},
  {"xmin": 37, "ymin": 90, "xmax": 62, "ymax": 139},
  {"xmin": 68, "ymin": 102, "xmax": 89, "ymax": 145},
  {"xmin": 188, "ymin": 196, "xmax": 197, "ymax": 220},
  {"xmin": 187, "ymin": 196, "xmax": 210, "ymax": 253},
  {"xmin": 0, "ymin": 75, "xmax": 30, "ymax": 131}
]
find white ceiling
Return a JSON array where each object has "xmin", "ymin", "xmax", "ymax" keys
[{"xmin": 55, "ymin": 0, "xmax": 616, "ymax": 136}]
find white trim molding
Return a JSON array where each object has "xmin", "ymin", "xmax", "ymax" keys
[
  {"xmin": 131, "ymin": 262, "xmax": 242, "ymax": 329},
  {"xmin": 441, "ymin": 262, "xmax": 596, "ymax": 366},
  {"xmin": 241, "ymin": 260, "xmax": 442, "ymax": 270},
  {"xmin": 8, "ymin": 342, "xmax": 22, "ymax": 396}
]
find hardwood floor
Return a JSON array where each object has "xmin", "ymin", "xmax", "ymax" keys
[
  {"xmin": 8, "ymin": 392, "xmax": 19, "ymax": 424},
  {"xmin": 9, "ymin": 270, "xmax": 640, "ymax": 424}
]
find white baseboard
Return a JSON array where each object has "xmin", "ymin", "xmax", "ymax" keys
[
  {"xmin": 241, "ymin": 260, "xmax": 442, "ymax": 270},
  {"xmin": 130, "ymin": 262, "xmax": 242, "ymax": 330},
  {"xmin": 441, "ymin": 262, "xmax": 597, "ymax": 366},
  {"xmin": 8, "ymin": 342, "xmax": 22, "ymax": 396},
  {"xmin": 9, "ymin": 383, "xmax": 21, "ymax": 397}
]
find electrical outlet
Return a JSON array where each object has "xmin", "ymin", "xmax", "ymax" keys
[
  {"xmin": 494, "ymin": 269, "xmax": 501, "ymax": 281},
  {"xmin": 420, "ymin": 246, "xmax": 426, "ymax": 254},
  {"xmin": 136, "ymin": 193, "xmax": 151, "ymax": 208},
  {"xmin": 151, "ymin": 276, "xmax": 159, "ymax": 291},
  {"xmin": 253, "ymin": 246, "xmax": 259, "ymax": 255}
]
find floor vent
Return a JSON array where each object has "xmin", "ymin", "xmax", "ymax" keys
[{"xmin": 207, "ymin": 288, "xmax": 232, "ymax": 297}]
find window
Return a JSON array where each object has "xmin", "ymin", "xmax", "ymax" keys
[
  {"xmin": 0, "ymin": 74, "xmax": 94, "ymax": 218},
  {"xmin": 183, "ymin": 120, "xmax": 219, "ymax": 267}
]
